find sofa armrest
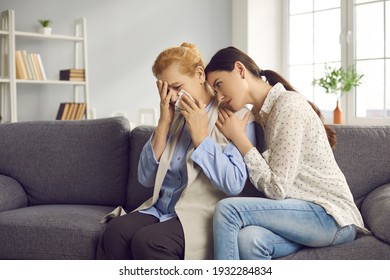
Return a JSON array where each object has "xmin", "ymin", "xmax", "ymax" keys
[
  {"xmin": 0, "ymin": 174, "xmax": 28, "ymax": 212},
  {"xmin": 361, "ymin": 183, "xmax": 390, "ymax": 244}
]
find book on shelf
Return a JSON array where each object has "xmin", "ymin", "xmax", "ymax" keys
[
  {"xmin": 56, "ymin": 102, "xmax": 86, "ymax": 120},
  {"xmin": 59, "ymin": 69, "xmax": 85, "ymax": 81},
  {"xmin": 32, "ymin": 54, "xmax": 43, "ymax": 80},
  {"xmin": 15, "ymin": 50, "xmax": 28, "ymax": 79},
  {"xmin": 36, "ymin": 54, "xmax": 47, "ymax": 80},
  {"xmin": 21, "ymin": 51, "xmax": 32, "ymax": 79},
  {"xmin": 15, "ymin": 50, "xmax": 47, "ymax": 80}
]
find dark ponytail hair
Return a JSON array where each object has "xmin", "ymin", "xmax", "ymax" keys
[{"xmin": 205, "ymin": 46, "xmax": 336, "ymax": 148}]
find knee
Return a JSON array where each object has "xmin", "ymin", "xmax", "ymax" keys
[
  {"xmin": 213, "ymin": 199, "xmax": 230, "ymax": 229},
  {"xmin": 97, "ymin": 218, "xmax": 130, "ymax": 259},
  {"xmin": 215, "ymin": 198, "xmax": 236, "ymax": 211},
  {"xmin": 214, "ymin": 198, "xmax": 238, "ymax": 220},
  {"xmin": 214, "ymin": 199, "xmax": 227, "ymax": 215},
  {"xmin": 131, "ymin": 227, "xmax": 184, "ymax": 260}
]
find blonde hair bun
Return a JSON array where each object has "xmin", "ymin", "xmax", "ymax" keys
[
  {"xmin": 180, "ymin": 42, "xmax": 196, "ymax": 49},
  {"xmin": 152, "ymin": 42, "xmax": 204, "ymax": 77},
  {"xmin": 180, "ymin": 42, "xmax": 202, "ymax": 58}
]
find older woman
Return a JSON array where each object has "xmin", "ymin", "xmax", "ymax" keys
[{"xmin": 96, "ymin": 43, "xmax": 256, "ymax": 260}]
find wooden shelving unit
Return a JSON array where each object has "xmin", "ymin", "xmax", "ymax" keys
[{"xmin": 0, "ymin": 9, "xmax": 89, "ymax": 122}]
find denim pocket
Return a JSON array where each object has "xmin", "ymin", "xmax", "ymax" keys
[{"xmin": 330, "ymin": 224, "xmax": 357, "ymax": 246}]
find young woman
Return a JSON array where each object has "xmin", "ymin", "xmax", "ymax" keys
[
  {"xmin": 204, "ymin": 46, "xmax": 368, "ymax": 260},
  {"xmin": 96, "ymin": 43, "xmax": 256, "ymax": 260}
]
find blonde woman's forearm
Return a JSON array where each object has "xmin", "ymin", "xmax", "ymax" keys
[{"xmin": 151, "ymin": 121, "xmax": 170, "ymax": 161}]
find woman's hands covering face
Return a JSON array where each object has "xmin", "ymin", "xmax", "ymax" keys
[
  {"xmin": 178, "ymin": 92, "xmax": 208, "ymax": 147},
  {"xmin": 156, "ymin": 80, "xmax": 175, "ymax": 127}
]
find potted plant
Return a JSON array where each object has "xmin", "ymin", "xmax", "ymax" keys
[
  {"xmin": 312, "ymin": 64, "xmax": 363, "ymax": 124},
  {"xmin": 38, "ymin": 19, "xmax": 52, "ymax": 35}
]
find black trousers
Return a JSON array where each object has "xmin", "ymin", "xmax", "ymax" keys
[{"xmin": 96, "ymin": 211, "xmax": 185, "ymax": 260}]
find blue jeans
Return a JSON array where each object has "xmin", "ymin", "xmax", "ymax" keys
[{"xmin": 213, "ymin": 197, "xmax": 357, "ymax": 260}]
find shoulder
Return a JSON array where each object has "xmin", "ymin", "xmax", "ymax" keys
[
  {"xmin": 233, "ymin": 105, "xmax": 255, "ymax": 122},
  {"xmin": 274, "ymin": 91, "xmax": 312, "ymax": 116},
  {"xmin": 276, "ymin": 90, "xmax": 306, "ymax": 105}
]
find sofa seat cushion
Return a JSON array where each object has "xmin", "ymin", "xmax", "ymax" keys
[
  {"xmin": 279, "ymin": 234, "xmax": 390, "ymax": 260},
  {"xmin": 0, "ymin": 205, "xmax": 114, "ymax": 259}
]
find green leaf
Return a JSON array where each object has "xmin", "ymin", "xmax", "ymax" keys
[
  {"xmin": 38, "ymin": 19, "xmax": 51, "ymax": 27},
  {"xmin": 312, "ymin": 64, "xmax": 364, "ymax": 97}
]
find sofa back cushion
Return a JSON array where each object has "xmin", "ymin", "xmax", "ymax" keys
[
  {"xmin": 251, "ymin": 124, "xmax": 390, "ymax": 207},
  {"xmin": 0, "ymin": 117, "xmax": 130, "ymax": 206},
  {"xmin": 126, "ymin": 125, "xmax": 155, "ymax": 211},
  {"xmin": 332, "ymin": 125, "xmax": 390, "ymax": 207},
  {"xmin": 126, "ymin": 124, "xmax": 390, "ymax": 210}
]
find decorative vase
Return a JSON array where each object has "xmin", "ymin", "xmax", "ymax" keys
[
  {"xmin": 39, "ymin": 27, "xmax": 52, "ymax": 35},
  {"xmin": 333, "ymin": 99, "xmax": 343, "ymax": 124}
]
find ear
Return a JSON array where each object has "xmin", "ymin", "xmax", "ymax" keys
[
  {"xmin": 234, "ymin": 61, "xmax": 246, "ymax": 79},
  {"xmin": 195, "ymin": 66, "xmax": 206, "ymax": 84}
]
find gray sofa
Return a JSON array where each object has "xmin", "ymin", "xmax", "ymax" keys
[{"xmin": 0, "ymin": 116, "xmax": 389, "ymax": 259}]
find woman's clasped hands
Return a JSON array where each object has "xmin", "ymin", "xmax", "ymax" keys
[{"xmin": 216, "ymin": 107, "xmax": 250, "ymax": 143}]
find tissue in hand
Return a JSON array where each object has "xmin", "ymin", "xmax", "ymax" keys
[{"xmin": 175, "ymin": 89, "xmax": 194, "ymax": 110}]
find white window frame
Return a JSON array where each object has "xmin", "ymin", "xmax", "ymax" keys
[{"xmin": 283, "ymin": 0, "xmax": 390, "ymax": 125}]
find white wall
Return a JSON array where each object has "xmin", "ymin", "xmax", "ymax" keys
[
  {"xmin": 232, "ymin": 0, "xmax": 283, "ymax": 73},
  {"xmin": 0, "ymin": 0, "xmax": 232, "ymax": 123},
  {"xmin": 232, "ymin": 0, "xmax": 248, "ymax": 52}
]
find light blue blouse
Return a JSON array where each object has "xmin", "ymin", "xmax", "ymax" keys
[{"xmin": 138, "ymin": 102, "xmax": 257, "ymax": 222}]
